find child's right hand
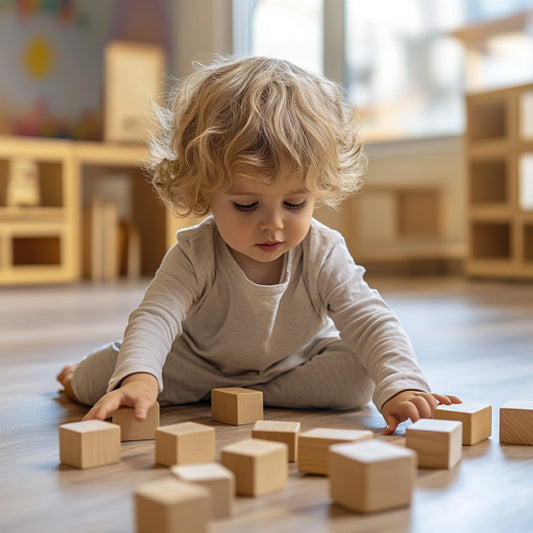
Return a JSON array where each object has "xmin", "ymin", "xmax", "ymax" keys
[{"xmin": 82, "ymin": 372, "xmax": 158, "ymax": 422}]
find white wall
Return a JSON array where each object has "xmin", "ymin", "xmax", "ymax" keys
[{"xmin": 170, "ymin": 0, "xmax": 233, "ymax": 78}]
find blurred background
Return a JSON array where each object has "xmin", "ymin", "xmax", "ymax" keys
[{"xmin": 1, "ymin": 0, "xmax": 533, "ymax": 284}]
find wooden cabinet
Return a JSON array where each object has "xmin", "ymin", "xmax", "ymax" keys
[
  {"xmin": 0, "ymin": 136, "xmax": 198, "ymax": 286},
  {"xmin": 0, "ymin": 137, "xmax": 78, "ymax": 285},
  {"xmin": 466, "ymin": 83, "xmax": 533, "ymax": 278}
]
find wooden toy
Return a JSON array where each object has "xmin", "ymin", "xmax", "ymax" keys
[
  {"xmin": 329, "ymin": 440, "xmax": 417, "ymax": 513},
  {"xmin": 220, "ymin": 438, "xmax": 288, "ymax": 496},
  {"xmin": 171, "ymin": 462, "xmax": 235, "ymax": 519},
  {"xmin": 435, "ymin": 401, "xmax": 492, "ymax": 445},
  {"xmin": 211, "ymin": 387, "xmax": 263, "ymax": 425},
  {"xmin": 134, "ymin": 477, "xmax": 210, "ymax": 533},
  {"xmin": 297, "ymin": 428, "xmax": 373, "ymax": 475},
  {"xmin": 252, "ymin": 420, "xmax": 301, "ymax": 462},
  {"xmin": 155, "ymin": 422, "xmax": 216, "ymax": 467},
  {"xmin": 405, "ymin": 418, "xmax": 462, "ymax": 469},
  {"xmin": 499, "ymin": 400, "xmax": 533, "ymax": 445},
  {"xmin": 111, "ymin": 402, "xmax": 160, "ymax": 441},
  {"xmin": 59, "ymin": 420, "xmax": 120, "ymax": 469},
  {"xmin": 7, "ymin": 157, "xmax": 40, "ymax": 207}
]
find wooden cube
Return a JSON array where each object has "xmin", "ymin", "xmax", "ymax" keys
[
  {"xmin": 406, "ymin": 419, "xmax": 462, "ymax": 469},
  {"xmin": 59, "ymin": 420, "xmax": 120, "ymax": 469},
  {"xmin": 220, "ymin": 438, "xmax": 288, "ymax": 496},
  {"xmin": 171, "ymin": 462, "xmax": 235, "ymax": 519},
  {"xmin": 298, "ymin": 428, "xmax": 373, "ymax": 475},
  {"xmin": 252, "ymin": 420, "xmax": 301, "ymax": 462},
  {"xmin": 155, "ymin": 422, "xmax": 216, "ymax": 467},
  {"xmin": 435, "ymin": 401, "xmax": 492, "ymax": 445},
  {"xmin": 329, "ymin": 440, "xmax": 416, "ymax": 513},
  {"xmin": 135, "ymin": 477, "xmax": 210, "ymax": 533},
  {"xmin": 112, "ymin": 402, "xmax": 160, "ymax": 441},
  {"xmin": 500, "ymin": 400, "xmax": 533, "ymax": 445},
  {"xmin": 211, "ymin": 387, "xmax": 263, "ymax": 425}
]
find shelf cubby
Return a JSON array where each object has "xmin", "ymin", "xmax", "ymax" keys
[
  {"xmin": 471, "ymin": 222, "xmax": 511, "ymax": 260},
  {"xmin": 467, "ymin": 97, "xmax": 508, "ymax": 143},
  {"xmin": 524, "ymin": 223, "xmax": 533, "ymax": 261},
  {"xmin": 466, "ymin": 83, "xmax": 533, "ymax": 278},
  {"xmin": 470, "ymin": 158, "xmax": 508, "ymax": 206}
]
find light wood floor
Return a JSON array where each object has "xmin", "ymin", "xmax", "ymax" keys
[{"xmin": 1, "ymin": 276, "xmax": 533, "ymax": 533}]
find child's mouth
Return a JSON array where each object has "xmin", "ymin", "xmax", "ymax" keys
[{"xmin": 256, "ymin": 242, "xmax": 283, "ymax": 252}]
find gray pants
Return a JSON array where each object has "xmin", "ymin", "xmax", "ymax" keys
[{"xmin": 71, "ymin": 338, "xmax": 374, "ymax": 411}]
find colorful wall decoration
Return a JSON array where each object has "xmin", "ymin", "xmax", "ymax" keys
[{"xmin": 0, "ymin": 0, "xmax": 172, "ymax": 140}]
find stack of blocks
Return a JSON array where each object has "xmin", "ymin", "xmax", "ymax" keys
[
  {"xmin": 58, "ymin": 391, "xmax": 533, "ymax": 529},
  {"xmin": 211, "ymin": 387, "xmax": 263, "ymax": 425},
  {"xmin": 298, "ymin": 428, "xmax": 373, "ymax": 475},
  {"xmin": 406, "ymin": 418, "xmax": 462, "ymax": 469},
  {"xmin": 329, "ymin": 440, "xmax": 416, "ymax": 513}
]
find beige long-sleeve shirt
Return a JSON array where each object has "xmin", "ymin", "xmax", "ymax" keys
[{"xmin": 108, "ymin": 216, "xmax": 429, "ymax": 409}]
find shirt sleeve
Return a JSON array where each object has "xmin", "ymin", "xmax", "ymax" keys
[
  {"xmin": 311, "ymin": 226, "xmax": 431, "ymax": 410},
  {"xmin": 107, "ymin": 226, "xmax": 210, "ymax": 393}
]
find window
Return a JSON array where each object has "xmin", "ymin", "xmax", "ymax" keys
[
  {"xmin": 234, "ymin": 0, "xmax": 533, "ymax": 140},
  {"xmin": 345, "ymin": 0, "xmax": 533, "ymax": 140},
  {"xmin": 344, "ymin": 0, "xmax": 466, "ymax": 140},
  {"xmin": 233, "ymin": 0, "xmax": 323, "ymax": 75}
]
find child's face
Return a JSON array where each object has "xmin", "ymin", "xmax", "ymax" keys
[{"xmin": 210, "ymin": 171, "xmax": 316, "ymax": 272}]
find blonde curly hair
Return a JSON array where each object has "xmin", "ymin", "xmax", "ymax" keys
[{"xmin": 146, "ymin": 56, "xmax": 366, "ymax": 217}]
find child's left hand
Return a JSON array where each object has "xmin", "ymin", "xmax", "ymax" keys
[{"xmin": 381, "ymin": 390, "xmax": 462, "ymax": 435}]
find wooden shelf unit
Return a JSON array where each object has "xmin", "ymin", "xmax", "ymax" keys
[
  {"xmin": 0, "ymin": 137, "xmax": 78, "ymax": 285},
  {"xmin": 466, "ymin": 83, "xmax": 533, "ymax": 279},
  {"xmin": 0, "ymin": 136, "xmax": 198, "ymax": 286}
]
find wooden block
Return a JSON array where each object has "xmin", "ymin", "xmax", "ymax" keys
[
  {"xmin": 59, "ymin": 420, "xmax": 120, "ymax": 469},
  {"xmin": 171, "ymin": 462, "xmax": 235, "ymax": 519},
  {"xmin": 211, "ymin": 387, "xmax": 263, "ymax": 425},
  {"xmin": 155, "ymin": 422, "xmax": 216, "ymax": 467},
  {"xmin": 329, "ymin": 440, "xmax": 416, "ymax": 513},
  {"xmin": 112, "ymin": 402, "xmax": 160, "ymax": 441},
  {"xmin": 135, "ymin": 477, "xmax": 210, "ymax": 533},
  {"xmin": 500, "ymin": 400, "xmax": 533, "ymax": 445},
  {"xmin": 406, "ymin": 419, "xmax": 462, "ymax": 469},
  {"xmin": 220, "ymin": 438, "xmax": 288, "ymax": 496},
  {"xmin": 297, "ymin": 428, "xmax": 373, "ymax": 475},
  {"xmin": 435, "ymin": 401, "xmax": 492, "ymax": 445},
  {"xmin": 252, "ymin": 420, "xmax": 301, "ymax": 462}
]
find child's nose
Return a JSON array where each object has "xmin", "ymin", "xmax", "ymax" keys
[{"xmin": 259, "ymin": 207, "xmax": 284, "ymax": 231}]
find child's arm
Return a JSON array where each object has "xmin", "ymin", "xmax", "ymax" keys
[
  {"xmin": 381, "ymin": 390, "xmax": 462, "ymax": 435},
  {"xmin": 82, "ymin": 372, "xmax": 158, "ymax": 422}
]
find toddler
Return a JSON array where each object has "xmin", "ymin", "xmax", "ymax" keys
[{"xmin": 57, "ymin": 56, "xmax": 460, "ymax": 434}]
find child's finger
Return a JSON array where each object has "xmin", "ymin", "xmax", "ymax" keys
[
  {"xmin": 409, "ymin": 395, "xmax": 433, "ymax": 419},
  {"xmin": 383, "ymin": 414, "xmax": 400, "ymax": 435},
  {"xmin": 133, "ymin": 402, "xmax": 149, "ymax": 421},
  {"xmin": 83, "ymin": 394, "xmax": 120, "ymax": 421},
  {"xmin": 432, "ymin": 393, "xmax": 462, "ymax": 405}
]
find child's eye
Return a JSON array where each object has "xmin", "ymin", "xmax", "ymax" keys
[
  {"xmin": 284, "ymin": 200, "xmax": 306, "ymax": 211},
  {"xmin": 233, "ymin": 201, "xmax": 258, "ymax": 212}
]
